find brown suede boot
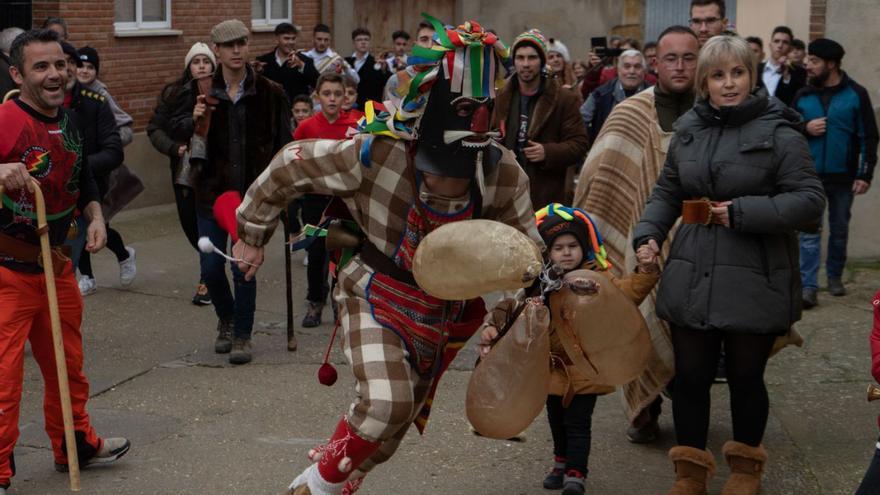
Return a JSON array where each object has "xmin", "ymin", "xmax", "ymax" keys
[
  {"xmin": 721, "ymin": 441, "xmax": 767, "ymax": 495},
  {"xmin": 667, "ymin": 446, "xmax": 716, "ymax": 495}
]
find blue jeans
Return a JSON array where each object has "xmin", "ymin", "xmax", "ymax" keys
[
  {"xmin": 799, "ymin": 181, "xmax": 853, "ymax": 289},
  {"xmin": 856, "ymin": 440, "xmax": 880, "ymax": 495},
  {"xmin": 197, "ymin": 213, "xmax": 256, "ymax": 339}
]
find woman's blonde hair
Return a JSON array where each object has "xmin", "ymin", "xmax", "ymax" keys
[{"xmin": 695, "ymin": 35, "xmax": 757, "ymax": 100}]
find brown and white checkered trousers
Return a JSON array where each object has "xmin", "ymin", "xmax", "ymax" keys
[
  {"xmin": 336, "ymin": 260, "xmax": 433, "ymax": 444},
  {"xmin": 237, "ymin": 132, "xmax": 544, "ymax": 479}
]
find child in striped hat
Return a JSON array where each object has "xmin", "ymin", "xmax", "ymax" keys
[{"xmin": 480, "ymin": 204, "xmax": 660, "ymax": 495}]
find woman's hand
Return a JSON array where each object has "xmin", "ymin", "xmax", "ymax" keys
[
  {"xmin": 192, "ymin": 96, "xmax": 207, "ymax": 121},
  {"xmin": 479, "ymin": 325, "xmax": 499, "ymax": 357},
  {"xmin": 710, "ymin": 201, "xmax": 732, "ymax": 227}
]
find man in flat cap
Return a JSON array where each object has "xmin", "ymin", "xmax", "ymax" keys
[
  {"xmin": 794, "ymin": 38, "xmax": 878, "ymax": 307},
  {"xmin": 176, "ymin": 19, "xmax": 291, "ymax": 364}
]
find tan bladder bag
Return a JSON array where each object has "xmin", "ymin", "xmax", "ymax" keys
[
  {"xmin": 412, "ymin": 220, "xmax": 543, "ymax": 301},
  {"xmin": 550, "ymin": 269, "xmax": 651, "ymax": 386},
  {"xmin": 466, "ymin": 299, "xmax": 550, "ymax": 439}
]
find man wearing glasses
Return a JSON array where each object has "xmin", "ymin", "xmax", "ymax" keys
[
  {"xmin": 575, "ymin": 25, "xmax": 699, "ymax": 445},
  {"xmin": 689, "ymin": 0, "xmax": 727, "ymax": 47}
]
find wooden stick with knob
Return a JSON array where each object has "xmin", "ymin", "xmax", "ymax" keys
[{"xmin": 0, "ymin": 180, "xmax": 81, "ymax": 491}]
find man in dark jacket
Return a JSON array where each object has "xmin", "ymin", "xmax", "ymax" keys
[
  {"xmin": 345, "ymin": 27, "xmax": 390, "ymax": 108},
  {"xmin": 580, "ymin": 48, "xmax": 648, "ymax": 147},
  {"xmin": 255, "ymin": 22, "xmax": 319, "ymax": 104},
  {"xmin": 179, "ymin": 20, "xmax": 291, "ymax": 365},
  {"xmin": 494, "ymin": 29, "xmax": 588, "ymax": 209},
  {"xmin": 794, "ymin": 38, "xmax": 878, "ymax": 305},
  {"xmin": 575, "ymin": 25, "xmax": 700, "ymax": 444},
  {"xmin": 755, "ymin": 26, "xmax": 806, "ymax": 106}
]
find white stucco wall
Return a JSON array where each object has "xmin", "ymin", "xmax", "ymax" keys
[{"xmin": 825, "ymin": 0, "xmax": 880, "ymax": 260}]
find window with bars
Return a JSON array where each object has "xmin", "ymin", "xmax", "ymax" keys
[
  {"xmin": 114, "ymin": 0, "xmax": 171, "ymax": 30},
  {"xmin": 252, "ymin": 0, "xmax": 291, "ymax": 27}
]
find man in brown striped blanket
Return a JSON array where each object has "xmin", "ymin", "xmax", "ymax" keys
[
  {"xmin": 231, "ymin": 15, "xmax": 541, "ymax": 495},
  {"xmin": 573, "ymin": 26, "xmax": 699, "ymax": 444}
]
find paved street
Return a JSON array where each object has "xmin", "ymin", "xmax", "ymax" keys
[{"xmin": 8, "ymin": 205, "xmax": 879, "ymax": 495}]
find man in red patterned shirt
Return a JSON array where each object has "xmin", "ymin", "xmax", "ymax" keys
[{"xmin": 0, "ymin": 29, "xmax": 129, "ymax": 494}]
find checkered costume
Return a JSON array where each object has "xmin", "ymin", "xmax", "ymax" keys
[{"xmin": 237, "ymin": 134, "xmax": 539, "ymax": 488}]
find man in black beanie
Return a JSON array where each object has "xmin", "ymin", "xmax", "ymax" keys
[{"xmin": 794, "ymin": 38, "xmax": 879, "ymax": 306}]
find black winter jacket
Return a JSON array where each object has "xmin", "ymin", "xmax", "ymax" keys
[
  {"xmin": 344, "ymin": 54, "xmax": 391, "ymax": 108},
  {"xmin": 756, "ymin": 62, "xmax": 807, "ymax": 107},
  {"xmin": 634, "ymin": 93, "xmax": 826, "ymax": 334},
  {"xmin": 256, "ymin": 49, "xmax": 319, "ymax": 104},
  {"xmin": 68, "ymin": 82, "xmax": 124, "ymax": 198},
  {"xmin": 147, "ymin": 81, "xmax": 194, "ymax": 174}
]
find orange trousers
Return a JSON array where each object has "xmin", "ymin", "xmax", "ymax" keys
[{"xmin": 0, "ymin": 263, "xmax": 100, "ymax": 487}]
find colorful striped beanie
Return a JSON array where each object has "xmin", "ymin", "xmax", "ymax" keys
[
  {"xmin": 512, "ymin": 29, "xmax": 548, "ymax": 66},
  {"xmin": 535, "ymin": 203, "xmax": 612, "ymax": 270}
]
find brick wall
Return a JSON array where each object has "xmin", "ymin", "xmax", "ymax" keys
[
  {"xmin": 33, "ymin": 0, "xmax": 327, "ymax": 131},
  {"xmin": 809, "ymin": 0, "xmax": 826, "ymax": 40}
]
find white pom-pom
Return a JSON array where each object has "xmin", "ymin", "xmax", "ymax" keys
[
  {"xmin": 198, "ymin": 236, "xmax": 215, "ymax": 254},
  {"xmin": 307, "ymin": 448, "xmax": 323, "ymax": 461},
  {"xmin": 338, "ymin": 456, "xmax": 352, "ymax": 473}
]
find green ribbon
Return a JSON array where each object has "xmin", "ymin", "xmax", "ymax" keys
[
  {"xmin": 422, "ymin": 12, "xmax": 452, "ymax": 48},
  {"xmin": 469, "ymin": 45, "xmax": 483, "ymax": 97}
]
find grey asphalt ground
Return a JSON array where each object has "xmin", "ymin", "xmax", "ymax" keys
[{"xmin": 7, "ymin": 204, "xmax": 879, "ymax": 495}]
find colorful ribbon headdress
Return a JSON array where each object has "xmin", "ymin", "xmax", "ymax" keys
[
  {"xmin": 535, "ymin": 204, "xmax": 612, "ymax": 270},
  {"xmin": 357, "ymin": 13, "xmax": 509, "ymax": 164}
]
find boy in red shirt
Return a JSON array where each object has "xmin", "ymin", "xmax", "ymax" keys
[
  {"xmin": 293, "ymin": 73, "xmax": 357, "ymax": 141},
  {"xmin": 293, "ymin": 73, "xmax": 358, "ymax": 327}
]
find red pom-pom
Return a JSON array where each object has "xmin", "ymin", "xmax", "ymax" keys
[
  {"xmin": 213, "ymin": 190, "xmax": 242, "ymax": 243},
  {"xmin": 318, "ymin": 363, "xmax": 338, "ymax": 386}
]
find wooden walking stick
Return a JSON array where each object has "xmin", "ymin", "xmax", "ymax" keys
[
  {"xmin": 0, "ymin": 180, "xmax": 82, "ymax": 491},
  {"xmin": 281, "ymin": 211, "xmax": 296, "ymax": 351}
]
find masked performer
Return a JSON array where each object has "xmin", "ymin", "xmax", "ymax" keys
[{"xmin": 232, "ymin": 15, "xmax": 540, "ymax": 495}]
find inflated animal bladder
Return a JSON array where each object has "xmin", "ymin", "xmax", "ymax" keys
[
  {"xmin": 466, "ymin": 299, "xmax": 550, "ymax": 439},
  {"xmin": 550, "ymin": 269, "xmax": 650, "ymax": 386},
  {"xmin": 413, "ymin": 220, "xmax": 542, "ymax": 300}
]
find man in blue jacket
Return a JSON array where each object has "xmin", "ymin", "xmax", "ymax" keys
[{"xmin": 794, "ymin": 38, "xmax": 878, "ymax": 307}]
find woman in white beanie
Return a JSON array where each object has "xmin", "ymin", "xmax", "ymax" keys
[
  {"xmin": 547, "ymin": 38, "xmax": 578, "ymax": 90},
  {"xmin": 146, "ymin": 42, "xmax": 216, "ymax": 305}
]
